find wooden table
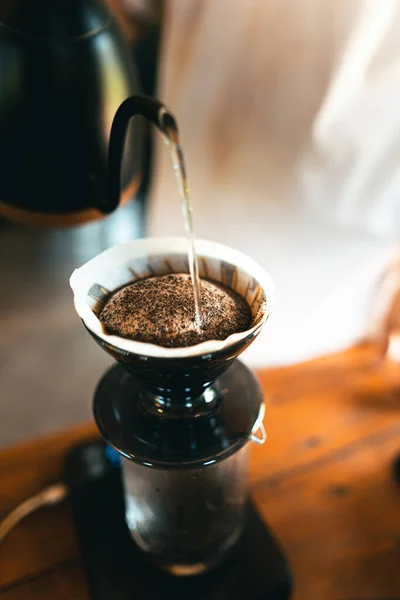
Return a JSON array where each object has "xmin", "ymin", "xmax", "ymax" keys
[{"xmin": 1, "ymin": 344, "xmax": 400, "ymax": 600}]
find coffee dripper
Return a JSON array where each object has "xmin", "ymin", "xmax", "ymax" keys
[{"xmin": 70, "ymin": 237, "xmax": 274, "ymax": 575}]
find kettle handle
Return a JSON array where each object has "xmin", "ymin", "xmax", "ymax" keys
[{"xmin": 106, "ymin": 95, "xmax": 178, "ymax": 214}]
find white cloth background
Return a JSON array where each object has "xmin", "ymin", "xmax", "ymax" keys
[{"xmin": 148, "ymin": 0, "xmax": 400, "ymax": 367}]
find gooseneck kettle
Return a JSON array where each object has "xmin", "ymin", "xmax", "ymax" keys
[{"xmin": 0, "ymin": 0, "xmax": 146, "ymax": 227}]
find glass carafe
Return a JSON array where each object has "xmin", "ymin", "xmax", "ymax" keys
[{"xmin": 123, "ymin": 442, "xmax": 251, "ymax": 576}]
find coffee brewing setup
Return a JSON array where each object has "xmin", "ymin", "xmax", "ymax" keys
[
  {"xmin": 68, "ymin": 97, "xmax": 292, "ymax": 596},
  {"xmin": 71, "ymin": 237, "xmax": 271, "ymax": 573}
]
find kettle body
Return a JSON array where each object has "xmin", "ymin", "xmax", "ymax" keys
[{"xmin": 0, "ymin": 0, "xmax": 141, "ymax": 226}]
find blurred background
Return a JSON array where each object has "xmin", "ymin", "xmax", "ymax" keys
[{"xmin": 1, "ymin": 0, "xmax": 400, "ymax": 446}]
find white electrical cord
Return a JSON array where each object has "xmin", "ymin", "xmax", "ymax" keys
[{"xmin": 0, "ymin": 483, "xmax": 68, "ymax": 544}]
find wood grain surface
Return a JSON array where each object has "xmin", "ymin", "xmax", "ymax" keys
[{"xmin": 1, "ymin": 344, "xmax": 400, "ymax": 599}]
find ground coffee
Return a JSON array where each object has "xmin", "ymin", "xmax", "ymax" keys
[{"xmin": 99, "ymin": 273, "xmax": 251, "ymax": 347}]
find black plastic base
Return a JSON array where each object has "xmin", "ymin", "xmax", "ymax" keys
[{"xmin": 65, "ymin": 439, "xmax": 293, "ymax": 600}]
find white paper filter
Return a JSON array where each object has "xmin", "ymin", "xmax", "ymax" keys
[{"xmin": 69, "ymin": 237, "xmax": 275, "ymax": 358}]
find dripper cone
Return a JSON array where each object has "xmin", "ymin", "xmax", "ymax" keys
[{"xmin": 70, "ymin": 237, "xmax": 275, "ymax": 404}]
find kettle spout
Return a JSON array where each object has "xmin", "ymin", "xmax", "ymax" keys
[{"xmin": 107, "ymin": 95, "xmax": 178, "ymax": 214}]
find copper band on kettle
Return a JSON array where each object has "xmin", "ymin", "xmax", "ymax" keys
[{"xmin": 0, "ymin": 174, "xmax": 140, "ymax": 228}]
